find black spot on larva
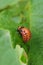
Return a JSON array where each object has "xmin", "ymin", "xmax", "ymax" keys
[
  {"xmin": 23, "ymin": 30, "xmax": 25, "ymax": 32},
  {"xmin": 25, "ymin": 33, "xmax": 27, "ymax": 35},
  {"xmin": 20, "ymin": 29, "xmax": 22, "ymax": 32}
]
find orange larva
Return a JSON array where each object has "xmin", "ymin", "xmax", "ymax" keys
[{"xmin": 18, "ymin": 26, "xmax": 31, "ymax": 43}]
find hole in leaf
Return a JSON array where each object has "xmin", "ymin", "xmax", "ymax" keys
[{"xmin": 20, "ymin": 51, "xmax": 28, "ymax": 64}]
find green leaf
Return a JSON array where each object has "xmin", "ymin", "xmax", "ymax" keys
[
  {"xmin": 0, "ymin": 0, "xmax": 43, "ymax": 65},
  {"xmin": 29, "ymin": 0, "xmax": 43, "ymax": 65},
  {"xmin": 0, "ymin": 0, "xmax": 20, "ymax": 9},
  {"xmin": 0, "ymin": 0, "xmax": 30, "ymax": 50},
  {"xmin": 0, "ymin": 30, "xmax": 26, "ymax": 65}
]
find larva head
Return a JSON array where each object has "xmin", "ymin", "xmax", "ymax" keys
[{"xmin": 18, "ymin": 26, "xmax": 24, "ymax": 34}]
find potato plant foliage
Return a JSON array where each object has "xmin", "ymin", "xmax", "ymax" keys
[{"xmin": 0, "ymin": 0, "xmax": 43, "ymax": 65}]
